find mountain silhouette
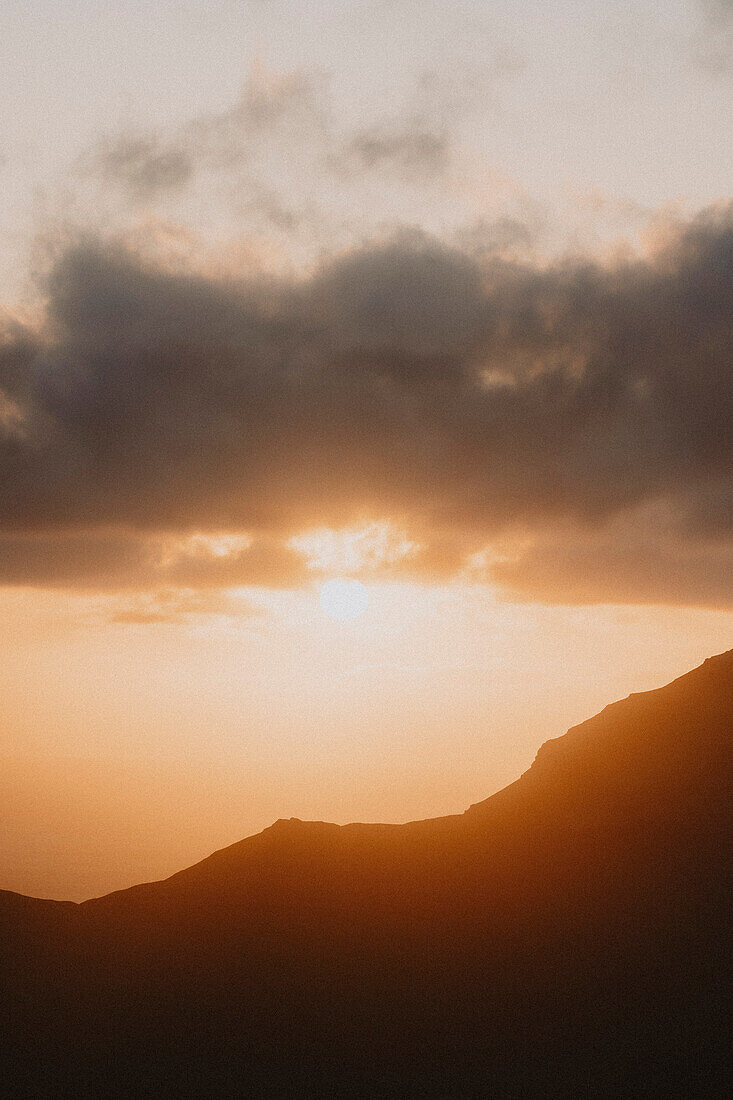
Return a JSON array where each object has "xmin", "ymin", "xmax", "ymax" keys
[{"xmin": 2, "ymin": 651, "xmax": 731, "ymax": 1097}]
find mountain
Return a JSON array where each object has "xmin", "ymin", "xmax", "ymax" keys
[{"xmin": 2, "ymin": 651, "xmax": 731, "ymax": 1097}]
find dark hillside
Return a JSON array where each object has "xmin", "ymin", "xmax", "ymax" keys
[{"xmin": 2, "ymin": 652, "xmax": 731, "ymax": 1097}]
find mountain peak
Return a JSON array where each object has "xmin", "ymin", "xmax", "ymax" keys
[{"xmin": 466, "ymin": 648, "xmax": 733, "ymax": 817}]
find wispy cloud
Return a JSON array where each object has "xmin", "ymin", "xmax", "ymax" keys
[{"xmin": 109, "ymin": 588, "xmax": 262, "ymax": 625}]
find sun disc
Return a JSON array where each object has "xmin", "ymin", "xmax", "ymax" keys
[{"xmin": 319, "ymin": 578, "xmax": 369, "ymax": 621}]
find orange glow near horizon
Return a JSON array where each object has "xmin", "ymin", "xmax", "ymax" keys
[{"xmin": 1, "ymin": 581, "xmax": 730, "ymax": 901}]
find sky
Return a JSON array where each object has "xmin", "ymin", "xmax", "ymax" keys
[{"xmin": 0, "ymin": 0, "xmax": 731, "ymax": 900}]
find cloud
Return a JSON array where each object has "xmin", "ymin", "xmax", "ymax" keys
[
  {"xmin": 489, "ymin": 500, "xmax": 733, "ymax": 611},
  {"xmin": 109, "ymin": 588, "xmax": 261, "ymax": 625},
  {"xmin": 77, "ymin": 65, "xmax": 461, "ymax": 216},
  {"xmin": 85, "ymin": 134, "xmax": 194, "ymax": 201},
  {"xmin": 0, "ymin": 203, "xmax": 731, "ymax": 606},
  {"xmin": 334, "ymin": 121, "xmax": 449, "ymax": 180},
  {"xmin": 76, "ymin": 66, "xmax": 331, "ymax": 227},
  {"xmin": 0, "ymin": 530, "xmax": 309, "ymax": 591},
  {"xmin": 453, "ymin": 216, "xmax": 537, "ymax": 260},
  {"xmin": 68, "ymin": 62, "xmax": 539, "ymax": 274}
]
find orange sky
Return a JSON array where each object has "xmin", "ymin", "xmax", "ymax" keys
[{"xmin": 1, "ymin": 582, "xmax": 730, "ymax": 900}]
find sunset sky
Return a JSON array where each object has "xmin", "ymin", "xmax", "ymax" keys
[{"xmin": 1, "ymin": 0, "xmax": 731, "ymax": 901}]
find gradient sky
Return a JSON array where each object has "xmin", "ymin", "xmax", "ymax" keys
[{"xmin": 1, "ymin": 0, "xmax": 731, "ymax": 900}]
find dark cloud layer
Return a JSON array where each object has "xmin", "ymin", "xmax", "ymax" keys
[{"xmin": 0, "ymin": 204, "xmax": 731, "ymax": 606}]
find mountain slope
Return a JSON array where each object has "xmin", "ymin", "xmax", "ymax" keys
[{"xmin": 2, "ymin": 651, "xmax": 731, "ymax": 1097}]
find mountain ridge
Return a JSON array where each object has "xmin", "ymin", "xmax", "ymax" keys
[
  {"xmin": 6, "ymin": 649, "xmax": 729, "ymax": 908},
  {"xmin": 1, "ymin": 648, "xmax": 731, "ymax": 1096}
]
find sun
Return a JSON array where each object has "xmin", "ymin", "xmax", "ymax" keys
[{"xmin": 319, "ymin": 578, "xmax": 369, "ymax": 621}]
